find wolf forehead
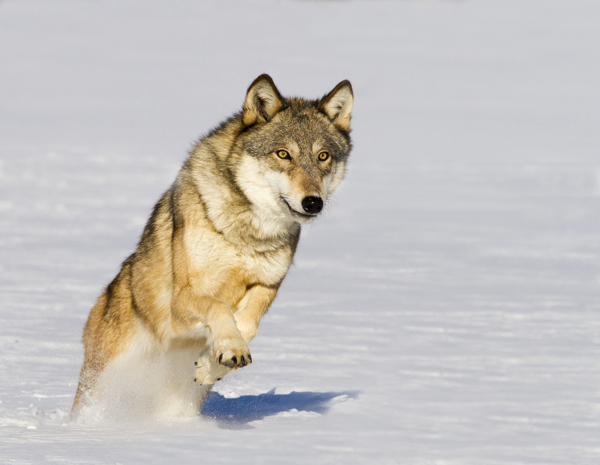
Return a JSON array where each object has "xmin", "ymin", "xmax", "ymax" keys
[{"xmin": 240, "ymin": 99, "xmax": 352, "ymax": 159}]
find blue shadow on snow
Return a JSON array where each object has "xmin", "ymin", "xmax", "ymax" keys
[{"xmin": 201, "ymin": 388, "xmax": 359, "ymax": 429}]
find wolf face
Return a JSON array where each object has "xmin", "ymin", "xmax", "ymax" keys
[{"xmin": 233, "ymin": 75, "xmax": 353, "ymax": 226}]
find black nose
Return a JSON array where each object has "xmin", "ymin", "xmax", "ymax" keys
[{"xmin": 301, "ymin": 196, "xmax": 323, "ymax": 214}]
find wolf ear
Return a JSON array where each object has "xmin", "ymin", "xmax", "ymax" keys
[
  {"xmin": 318, "ymin": 80, "xmax": 353, "ymax": 132},
  {"xmin": 243, "ymin": 74, "xmax": 284, "ymax": 126}
]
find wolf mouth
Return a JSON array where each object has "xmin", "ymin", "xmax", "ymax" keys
[{"xmin": 280, "ymin": 197, "xmax": 317, "ymax": 219}]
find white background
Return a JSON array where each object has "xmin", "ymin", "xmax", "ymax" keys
[{"xmin": 1, "ymin": 0, "xmax": 599, "ymax": 463}]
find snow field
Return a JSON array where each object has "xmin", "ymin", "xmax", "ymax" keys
[{"xmin": 1, "ymin": 0, "xmax": 600, "ymax": 463}]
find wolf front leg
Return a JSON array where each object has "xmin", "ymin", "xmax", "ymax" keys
[
  {"xmin": 172, "ymin": 288, "xmax": 251, "ymax": 384},
  {"xmin": 193, "ymin": 285, "xmax": 278, "ymax": 385},
  {"xmin": 233, "ymin": 284, "xmax": 279, "ymax": 344},
  {"xmin": 202, "ymin": 295, "xmax": 252, "ymax": 367},
  {"xmin": 194, "ymin": 346, "xmax": 231, "ymax": 385},
  {"xmin": 194, "ymin": 295, "xmax": 252, "ymax": 385}
]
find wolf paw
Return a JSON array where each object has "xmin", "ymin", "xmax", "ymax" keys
[
  {"xmin": 194, "ymin": 358, "xmax": 230, "ymax": 385},
  {"xmin": 217, "ymin": 351, "xmax": 252, "ymax": 368},
  {"xmin": 213, "ymin": 337, "xmax": 252, "ymax": 369}
]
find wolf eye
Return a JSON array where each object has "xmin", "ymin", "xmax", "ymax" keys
[
  {"xmin": 276, "ymin": 150, "xmax": 291, "ymax": 160},
  {"xmin": 318, "ymin": 151, "xmax": 330, "ymax": 161}
]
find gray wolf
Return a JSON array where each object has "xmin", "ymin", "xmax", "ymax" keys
[{"xmin": 71, "ymin": 74, "xmax": 353, "ymax": 420}]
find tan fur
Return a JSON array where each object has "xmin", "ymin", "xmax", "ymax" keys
[{"xmin": 72, "ymin": 75, "xmax": 353, "ymax": 420}]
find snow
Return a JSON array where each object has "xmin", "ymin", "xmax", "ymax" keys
[{"xmin": 1, "ymin": 0, "xmax": 600, "ymax": 463}]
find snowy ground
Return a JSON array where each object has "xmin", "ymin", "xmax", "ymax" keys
[{"xmin": 1, "ymin": 0, "xmax": 600, "ymax": 463}]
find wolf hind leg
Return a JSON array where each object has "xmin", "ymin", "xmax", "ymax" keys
[{"xmin": 71, "ymin": 365, "xmax": 97, "ymax": 420}]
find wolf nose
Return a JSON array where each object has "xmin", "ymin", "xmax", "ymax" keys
[{"xmin": 301, "ymin": 196, "xmax": 323, "ymax": 214}]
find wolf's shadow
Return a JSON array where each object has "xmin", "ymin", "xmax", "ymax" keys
[{"xmin": 201, "ymin": 388, "xmax": 358, "ymax": 429}]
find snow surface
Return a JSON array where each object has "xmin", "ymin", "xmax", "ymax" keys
[{"xmin": 1, "ymin": 0, "xmax": 600, "ymax": 463}]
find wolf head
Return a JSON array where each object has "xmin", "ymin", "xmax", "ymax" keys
[{"xmin": 232, "ymin": 74, "xmax": 353, "ymax": 226}]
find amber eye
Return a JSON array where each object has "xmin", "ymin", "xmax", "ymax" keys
[
  {"xmin": 318, "ymin": 151, "xmax": 330, "ymax": 161},
  {"xmin": 276, "ymin": 149, "xmax": 291, "ymax": 159}
]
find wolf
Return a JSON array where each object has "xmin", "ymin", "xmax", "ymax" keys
[{"xmin": 71, "ymin": 74, "xmax": 353, "ymax": 421}]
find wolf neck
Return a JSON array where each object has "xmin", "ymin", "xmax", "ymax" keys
[{"xmin": 188, "ymin": 119, "xmax": 299, "ymax": 250}]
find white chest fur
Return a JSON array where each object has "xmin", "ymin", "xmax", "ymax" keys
[
  {"xmin": 184, "ymin": 224, "xmax": 293, "ymax": 288},
  {"xmin": 239, "ymin": 246, "xmax": 292, "ymax": 286}
]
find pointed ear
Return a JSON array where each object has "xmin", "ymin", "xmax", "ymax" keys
[
  {"xmin": 243, "ymin": 74, "xmax": 284, "ymax": 126},
  {"xmin": 318, "ymin": 80, "xmax": 353, "ymax": 132}
]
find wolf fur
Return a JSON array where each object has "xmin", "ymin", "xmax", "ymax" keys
[{"xmin": 71, "ymin": 74, "xmax": 353, "ymax": 421}]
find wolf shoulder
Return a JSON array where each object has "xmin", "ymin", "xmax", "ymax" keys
[{"xmin": 131, "ymin": 159, "xmax": 296, "ymax": 293}]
